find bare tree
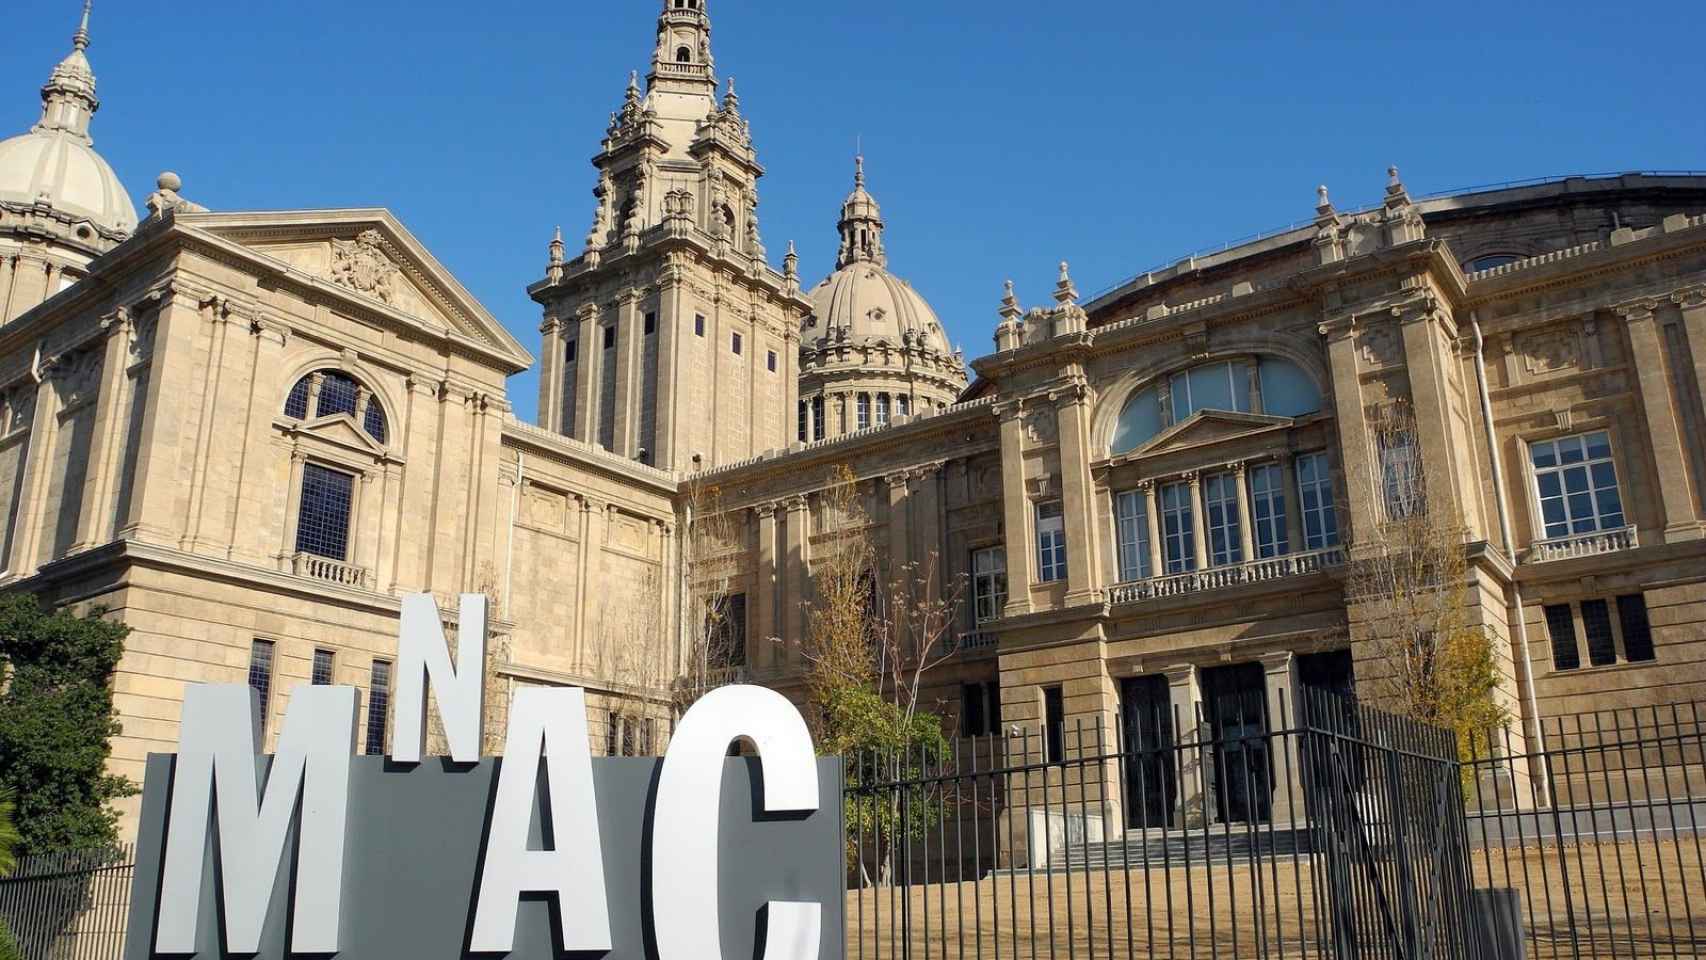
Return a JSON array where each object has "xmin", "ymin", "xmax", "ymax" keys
[
  {"xmin": 875, "ymin": 551, "xmax": 968, "ymax": 728},
  {"xmin": 1347, "ymin": 403, "xmax": 1506, "ymax": 748},
  {"xmin": 798, "ymin": 465, "xmax": 880, "ymax": 719},
  {"xmin": 672, "ymin": 473, "xmax": 744, "ymax": 712}
]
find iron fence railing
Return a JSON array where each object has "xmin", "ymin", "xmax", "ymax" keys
[
  {"xmin": 1465, "ymin": 703, "xmax": 1706, "ymax": 960},
  {"xmin": 845, "ymin": 688, "xmax": 1479, "ymax": 960},
  {"xmin": 0, "ymin": 845, "xmax": 132, "ymax": 960}
]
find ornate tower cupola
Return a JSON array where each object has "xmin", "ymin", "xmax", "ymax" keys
[
  {"xmin": 38, "ymin": 1, "xmax": 100, "ymax": 141},
  {"xmin": 836, "ymin": 156, "xmax": 886, "ymax": 269},
  {"xmin": 649, "ymin": 0, "xmax": 717, "ymax": 98}
]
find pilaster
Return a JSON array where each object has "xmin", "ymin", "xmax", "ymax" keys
[
  {"xmin": 1279, "ymin": 452, "xmax": 1305, "ymax": 553},
  {"xmin": 1259, "ymin": 651, "xmax": 1306, "ymax": 824},
  {"xmin": 1398, "ymin": 303, "xmax": 1466, "ymax": 524},
  {"xmin": 783, "ymin": 495, "xmax": 810, "ymax": 665},
  {"xmin": 1618, "ymin": 299, "xmax": 1703, "ymax": 541},
  {"xmin": 8, "ymin": 360, "xmax": 63, "ymax": 575},
  {"xmin": 1323, "ymin": 318, "xmax": 1377, "ymax": 549},
  {"xmin": 539, "ymin": 315, "xmax": 565, "ymax": 434},
  {"xmin": 754, "ymin": 502, "xmax": 779, "ymax": 668},
  {"xmin": 572, "ymin": 304, "xmax": 600, "ymax": 444},
  {"xmin": 885, "ymin": 471, "xmax": 911, "ymax": 587},
  {"xmin": 612, "ymin": 290, "xmax": 643, "ymax": 457},
  {"xmin": 70, "ymin": 309, "xmax": 133, "ymax": 553},
  {"xmin": 1054, "ymin": 383, "xmax": 1100, "ymax": 605},
  {"xmin": 116, "ymin": 287, "xmax": 204, "ymax": 545},
  {"xmin": 1672, "ymin": 287, "xmax": 1706, "ymax": 510},
  {"xmin": 997, "ymin": 402, "xmax": 1034, "ymax": 616}
]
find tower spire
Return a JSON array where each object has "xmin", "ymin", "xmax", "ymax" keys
[
  {"xmin": 648, "ymin": 0, "xmax": 717, "ymax": 96},
  {"xmin": 836, "ymin": 153, "xmax": 886, "ymax": 269},
  {"xmin": 35, "ymin": 0, "xmax": 101, "ymax": 141},
  {"xmin": 73, "ymin": 0, "xmax": 93, "ymax": 51}
]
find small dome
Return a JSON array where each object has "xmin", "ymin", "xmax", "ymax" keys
[
  {"xmin": 0, "ymin": 128, "xmax": 137, "ymax": 234},
  {"xmin": 807, "ymin": 262, "xmax": 953, "ymax": 356}
]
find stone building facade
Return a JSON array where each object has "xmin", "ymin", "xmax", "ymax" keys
[{"xmin": 2, "ymin": 3, "xmax": 1706, "ymax": 839}]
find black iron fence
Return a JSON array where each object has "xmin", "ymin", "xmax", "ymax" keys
[
  {"xmin": 1465, "ymin": 703, "xmax": 1706, "ymax": 959},
  {"xmin": 0, "ymin": 845, "xmax": 132, "ymax": 960},
  {"xmin": 845, "ymin": 689, "xmax": 1481, "ymax": 960}
]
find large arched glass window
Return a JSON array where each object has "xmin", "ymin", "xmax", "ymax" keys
[
  {"xmin": 285, "ymin": 370, "xmax": 389, "ymax": 445},
  {"xmin": 1112, "ymin": 386, "xmax": 1164, "ymax": 454},
  {"xmin": 1257, "ymin": 357, "xmax": 1322, "ymax": 418}
]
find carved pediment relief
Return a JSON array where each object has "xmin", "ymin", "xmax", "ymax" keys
[
  {"xmin": 1516, "ymin": 324, "xmax": 1580, "ymax": 377},
  {"xmin": 250, "ymin": 235, "xmax": 450, "ymax": 332},
  {"xmin": 1128, "ymin": 410, "xmax": 1292, "ymax": 459}
]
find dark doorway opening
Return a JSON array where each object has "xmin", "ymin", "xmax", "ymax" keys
[
  {"xmin": 1202, "ymin": 662, "xmax": 1272, "ymax": 824},
  {"xmin": 1119, "ymin": 675, "xmax": 1177, "ymax": 828}
]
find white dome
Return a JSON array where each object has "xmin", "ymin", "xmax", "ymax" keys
[
  {"xmin": 0, "ymin": 127, "xmax": 137, "ymax": 234},
  {"xmin": 807, "ymin": 262, "xmax": 953, "ymax": 355}
]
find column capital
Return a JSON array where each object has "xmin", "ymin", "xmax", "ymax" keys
[
  {"xmin": 753, "ymin": 501, "xmax": 778, "ymax": 520},
  {"xmin": 1231, "ymin": 460, "xmax": 1248, "ymax": 476},
  {"xmin": 1163, "ymin": 663, "xmax": 1199, "ymax": 685},
  {"xmin": 1614, "ymin": 297, "xmax": 1662, "ymax": 323},
  {"xmin": 540, "ymin": 315, "xmax": 564, "ymax": 336},
  {"xmin": 784, "ymin": 494, "xmax": 809, "ymax": 513},
  {"xmin": 1258, "ymin": 649, "xmax": 1295, "ymax": 672},
  {"xmin": 1671, "ymin": 285, "xmax": 1706, "ymax": 311}
]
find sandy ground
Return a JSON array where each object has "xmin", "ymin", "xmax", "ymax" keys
[{"xmin": 844, "ymin": 840, "xmax": 1704, "ymax": 959}]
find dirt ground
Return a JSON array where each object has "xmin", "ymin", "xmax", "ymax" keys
[{"xmin": 844, "ymin": 840, "xmax": 1703, "ymax": 959}]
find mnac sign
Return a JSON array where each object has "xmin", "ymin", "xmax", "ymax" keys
[{"xmin": 123, "ymin": 595, "xmax": 844, "ymax": 960}]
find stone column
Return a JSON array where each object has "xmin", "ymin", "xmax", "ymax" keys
[
  {"xmin": 1260, "ymin": 651, "xmax": 1306, "ymax": 824},
  {"xmin": 538, "ymin": 315, "xmax": 565, "ymax": 434},
  {"xmin": 1164, "ymin": 664, "xmax": 1204, "ymax": 828},
  {"xmin": 71, "ymin": 309, "xmax": 134, "ymax": 553},
  {"xmin": 997, "ymin": 402, "xmax": 1034, "ymax": 615},
  {"xmin": 1055, "ymin": 383, "xmax": 1101, "ymax": 605},
  {"xmin": 8, "ymin": 363, "xmax": 63, "ymax": 575},
  {"xmin": 572, "ymin": 305, "xmax": 600, "ymax": 444},
  {"xmin": 1279, "ymin": 452, "xmax": 1305, "ymax": 553},
  {"xmin": 755, "ymin": 502, "xmax": 779, "ymax": 667},
  {"xmin": 612, "ymin": 290, "xmax": 642, "ymax": 457},
  {"xmin": 783, "ymin": 495, "xmax": 810, "ymax": 666},
  {"xmin": 279, "ymin": 448, "xmax": 307, "ymax": 567},
  {"xmin": 912, "ymin": 463, "xmax": 945, "ymax": 608},
  {"xmin": 1246, "ymin": 358, "xmax": 1264, "ymax": 416},
  {"xmin": 1675, "ymin": 288, "xmax": 1706, "ymax": 443},
  {"xmin": 573, "ymin": 496, "xmax": 596, "ymax": 670},
  {"xmin": 1323, "ymin": 319, "xmax": 1377, "ymax": 549},
  {"xmin": 1233, "ymin": 461, "xmax": 1255, "ymax": 563},
  {"xmin": 1619, "ymin": 299, "xmax": 1703, "ymax": 541},
  {"xmin": 1188, "ymin": 472, "xmax": 1209, "ymax": 571},
  {"xmin": 1142, "ymin": 480, "xmax": 1164, "ymax": 577},
  {"xmin": 375, "ymin": 463, "xmax": 402, "ymax": 590},
  {"xmin": 1399, "ymin": 306, "xmax": 1466, "ymax": 523},
  {"xmin": 656, "ymin": 269, "xmax": 684, "ymax": 469},
  {"xmin": 391, "ymin": 375, "xmax": 441, "ymax": 592},
  {"xmin": 351, "ymin": 471, "xmax": 372, "ymax": 578},
  {"xmin": 782, "ymin": 327, "xmax": 801, "ymax": 449},
  {"xmin": 886, "ymin": 471, "xmax": 911, "ymax": 590}
]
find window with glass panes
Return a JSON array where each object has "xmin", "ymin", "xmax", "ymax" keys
[
  {"xmin": 897, "ymin": 395, "xmax": 910, "ymax": 417},
  {"xmin": 311, "ymin": 648, "xmax": 334, "ymax": 685},
  {"xmin": 1160, "ymin": 481, "xmax": 1196, "ymax": 573},
  {"xmin": 364, "ymin": 659, "xmax": 391, "ymax": 756},
  {"xmin": 1036, "ymin": 502, "xmax": 1067, "ymax": 582},
  {"xmin": 1114, "ymin": 489, "xmax": 1152, "ymax": 582},
  {"xmin": 1248, "ymin": 464, "xmax": 1289, "ymax": 558},
  {"xmin": 875, "ymin": 393, "xmax": 891, "ymax": 427},
  {"xmin": 1169, "ymin": 361, "xmax": 1251, "ymax": 420},
  {"xmin": 798, "ymin": 400, "xmax": 808, "ymax": 442},
  {"xmin": 1204, "ymin": 472, "xmax": 1243, "ymax": 566},
  {"xmin": 1618, "ymin": 595, "xmax": 1655, "ymax": 663},
  {"xmin": 971, "ymin": 547, "xmax": 1007, "ymax": 623},
  {"xmin": 1295, "ymin": 453, "xmax": 1339, "ymax": 549},
  {"xmin": 295, "ymin": 463, "xmax": 355, "ymax": 560},
  {"xmin": 1581, "ymin": 599, "xmax": 1617, "ymax": 667},
  {"xmin": 1379, "ymin": 431, "xmax": 1423, "ymax": 519},
  {"xmin": 1529, "ymin": 431, "xmax": 1624, "ymax": 540},
  {"xmin": 248, "ymin": 639, "xmax": 275, "ymax": 736},
  {"xmin": 812, "ymin": 396, "xmax": 825, "ymax": 441},
  {"xmin": 1544, "ymin": 604, "xmax": 1580, "ymax": 671},
  {"xmin": 856, "ymin": 393, "xmax": 871, "ymax": 430}
]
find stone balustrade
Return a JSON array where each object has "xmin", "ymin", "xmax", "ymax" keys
[
  {"xmin": 1108, "ymin": 546, "xmax": 1347, "ymax": 605},
  {"xmin": 291, "ymin": 552, "xmax": 371, "ymax": 590},
  {"xmin": 1529, "ymin": 525, "xmax": 1638, "ymax": 563}
]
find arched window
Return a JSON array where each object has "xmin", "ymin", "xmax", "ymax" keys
[
  {"xmin": 1112, "ymin": 385, "xmax": 1164, "ymax": 454},
  {"xmin": 284, "ymin": 370, "xmax": 388, "ymax": 445},
  {"xmin": 1111, "ymin": 355, "xmax": 1323, "ymax": 455},
  {"xmin": 1462, "ymin": 252, "xmax": 1523, "ymax": 273},
  {"xmin": 1256, "ymin": 357, "xmax": 1323, "ymax": 418},
  {"xmin": 676, "ymin": 46, "xmax": 692, "ymax": 63}
]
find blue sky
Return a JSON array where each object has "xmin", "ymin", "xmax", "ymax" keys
[{"xmin": 7, "ymin": 1, "xmax": 1703, "ymax": 423}]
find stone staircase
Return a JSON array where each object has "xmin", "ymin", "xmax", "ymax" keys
[{"xmin": 1050, "ymin": 822, "xmax": 1314, "ymax": 871}]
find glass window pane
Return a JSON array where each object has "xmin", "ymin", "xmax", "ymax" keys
[
  {"xmin": 1530, "ymin": 441, "xmax": 1556, "ymax": 469},
  {"xmin": 1186, "ymin": 363, "xmax": 1236, "ymax": 416},
  {"xmin": 1584, "ymin": 432, "xmax": 1612, "ymax": 460},
  {"xmin": 317, "ymin": 372, "xmax": 360, "ymax": 418},
  {"xmin": 1562, "ymin": 468, "xmax": 1590, "ymax": 495},
  {"xmin": 1559, "ymin": 438, "xmax": 1586, "ymax": 464},
  {"xmin": 1113, "ymin": 387, "xmax": 1164, "ymax": 454},
  {"xmin": 1257, "ymin": 357, "xmax": 1322, "ymax": 418},
  {"xmin": 295, "ymin": 464, "xmax": 355, "ymax": 561},
  {"xmin": 1582, "ymin": 599, "xmax": 1615, "ymax": 667},
  {"xmin": 1536, "ymin": 473, "xmax": 1563, "ymax": 498},
  {"xmin": 1545, "ymin": 604, "xmax": 1579, "ymax": 671}
]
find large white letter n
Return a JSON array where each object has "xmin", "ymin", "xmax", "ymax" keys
[
  {"xmin": 155, "ymin": 684, "xmax": 356, "ymax": 955},
  {"xmin": 392, "ymin": 592, "xmax": 487, "ymax": 763}
]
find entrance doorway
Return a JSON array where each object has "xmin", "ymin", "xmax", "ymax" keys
[
  {"xmin": 1201, "ymin": 663, "xmax": 1272, "ymax": 824},
  {"xmin": 1119, "ymin": 675, "xmax": 1176, "ymax": 828}
]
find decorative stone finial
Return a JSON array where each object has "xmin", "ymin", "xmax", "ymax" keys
[
  {"xmin": 854, "ymin": 154, "xmax": 865, "ymax": 190},
  {"xmin": 999, "ymin": 279, "xmax": 1022, "ymax": 320},
  {"xmin": 1316, "ymin": 184, "xmax": 1331, "ymax": 211},
  {"xmin": 549, "ymin": 226, "xmax": 564, "ymax": 262},
  {"xmin": 73, "ymin": 0, "xmax": 93, "ymax": 52},
  {"xmin": 1053, "ymin": 261, "xmax": 1079, "ymax": 306},
  {"xmin": 143, "ymin": 171, "xmax": 207, "ymax": 222},
  {"xmin": 1388, "ymin": 165, "xmax": 1401, "ymax": 187}
]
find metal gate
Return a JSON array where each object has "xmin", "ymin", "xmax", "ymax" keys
[{"xmin": 0, "ymin": 846, "xmax": 132, "ymax": 960}]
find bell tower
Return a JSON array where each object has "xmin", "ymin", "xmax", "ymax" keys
[{"xmin": 530, "ymin": 1, "xmax": 808, "ymax": 473}]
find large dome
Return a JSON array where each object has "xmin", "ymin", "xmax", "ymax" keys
[
  {"xmin": 806, "ymin": 261, "xmax": 953, "ymax": 354},
  {"xmin": 0, "ymin": 9, "xmax": 137, "ymax": 237},
  {"xmin": 0, "ymin": 128, "xmax": 136, "ymax": 235}
]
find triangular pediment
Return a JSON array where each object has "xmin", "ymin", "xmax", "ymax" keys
[
  {"xmin": 174, "ymin": 209, "xmax": 533, "ymax": 374},
  {"xmin": 302, "ymin": 414, "xmax": 387, "ymax": 456},
  {"xmin": 1131, "ymin": 410, "xmax": 1294, "ymax": 458}
]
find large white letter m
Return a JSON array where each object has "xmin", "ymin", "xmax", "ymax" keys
[{"xmin": 154, "ymin": 684, "xmax": 356, "ymax": 955}]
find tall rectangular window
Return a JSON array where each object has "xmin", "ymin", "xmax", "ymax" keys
[
  {"xmin": 1379, "ymin": 431, "xmax": 1423, "ymax": 520},
  {"xmin": 1114, "ymin": 489, "xmax": 1152, "ymax": 582},
  {"xmin": 798, "ymin": 401, "xmax": 808, "ymax": 442},
  {"xmin": 311, "ymin": 648, "xmax": 335, "ymax": 686},
  {"xmin": 767, "ymin": 350, "xmax": 777, "ymax": 373},
  {"xmin": 248, "ymin": 639, "xmax": 276, "ymax": 736},
  {"xmin": 1529, "ymin": 431, "xmax": 1624, "ymax": 540},
  {"xmin": 1160, "ymin": 481, "xmax": 1196, "ymax": 573},
  {"xmin": 875, "ymin": 393, "xmax": 891, "ymax": 427},
  {"xmin": 897, "ymin": 395, "xmax": 910, "ymax": 417},
  {"xmin": 1204, "ymin": 472, "xmax": 1243, "ymax": 567},
  {"xmin": 1545, "ymin": 604, "xmax": 1580, "ymax": 671},
  {"xmin": 566, "ymin": 338, "xmax": 578, "ymax": 364},
  {"xmin": 960, "ymin": 682, "xmax": 1001, "ymax": 737},
  {"xmin": 364, "ymin": 659, "xmax": 391, "ymax": 756},
  {"xmin": 644, "ymin": 312, "xmax": 657, "ymax": 335},
  {"xmin": 694, "ymin": 314, "xmax": 705, "ymax": 337},
  {"xmin": 1295, "ymin": 453, "xmax": 1339, "ymax": 550},
  {"xmin": 731, "ymin": 332, "xmax": 742, "ymax": 355},
  {"xmin": 1581, "ymin": 598, "xmax": 1616, "ymax": 667},
  {"xmin": 1249, "ymin": 464, "xmax": 1289, "ymax": 558},
  {"xmin": 295, "ymin": 463, "xmax": 355, "ymax": 561},
  {"xmin": 856, "ymin": 393, "xmax": 871, "ymax": 431},
  {"xmin": 1044, "ymin": 686, "xmax": 1065, "ymax": 764},
  {"xmin": 1618, "ymin": 595, "xmax": 1655, "ymax": 663},
  {"xmin": 812, "ymin": 396, "xmax": 825, "ymax": 441},
  {"xmin": 606, "ymin": 713, "xmax": 620, "ymax": 757},
  {"xmin": 603, "ymin": 325, "xmax": 616, "ymax": 350},
  {"xmin": 1035, "ymin": 501, "xmax": 1067, "ymax": 583},
  {"xmin": 971, "ymin": 546, "xmax": 1007, "ymax": 623}
]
